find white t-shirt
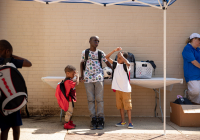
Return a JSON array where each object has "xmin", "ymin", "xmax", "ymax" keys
[{"xmin": 111, "ymin": 62, "xmax": 132, "ymax": 92}]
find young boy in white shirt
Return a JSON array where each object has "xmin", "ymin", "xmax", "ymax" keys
[{"xmin": 105, "ymin": 47, "xmax": 133, "ymax": 129}]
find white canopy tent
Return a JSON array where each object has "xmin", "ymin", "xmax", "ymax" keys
[{"xmin": 19, "ymin": 0, "xmax": 177, "ymax": 135}]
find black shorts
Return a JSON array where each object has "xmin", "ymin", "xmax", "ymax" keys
[{"xmin": 0, "ymin": 110, "xmax": 22, "ymax": 131}]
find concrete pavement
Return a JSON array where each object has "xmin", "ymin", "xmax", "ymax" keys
[{"xmin": 6, "ymin": 116, "xmax": 200, "ymax": 140}]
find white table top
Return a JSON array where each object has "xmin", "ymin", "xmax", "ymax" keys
[{"xmin": 41, "ymin": 76, "xmax": 183, "ymax": 90}]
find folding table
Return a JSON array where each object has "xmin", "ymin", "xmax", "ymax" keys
[{"xmin": 41, "ymin": 77, "xmax": 183, "ymax": 122}]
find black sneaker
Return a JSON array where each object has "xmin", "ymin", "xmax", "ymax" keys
[
  {"xmin": 97, "ymin": 117, "xmax": 104, "ymax": 130},
  {"xmin": 90, "ymin": 117, "xmax": 97, "ymax": 130}
]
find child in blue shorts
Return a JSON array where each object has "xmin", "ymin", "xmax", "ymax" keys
[{"xmin": 0, "ymin": 40, "xmax": 32, "ymax": 140}]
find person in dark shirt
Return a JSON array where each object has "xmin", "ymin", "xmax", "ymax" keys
[{"xmin": 0, "ymin": 40, "xmax": 32, "ymax": 140}]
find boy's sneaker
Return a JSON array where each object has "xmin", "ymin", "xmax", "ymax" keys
[
  {"xmin": 128, "ymin": 123, "xmax": 134, "ymax": 129},
  {"xmin": 90, "ymin": 117, "xmax": 97, "ymax": 130},
  {"xmin": 115, "ymin": 121, "xmax": 126, "ymax": 127},
  {"xmin": 97, "ymin": 117, "xmax": 104, "ymax": 130},
  {"xmin": 64, "ymin": 122, "xmax": 75, "ymax": 130},
  {"xmin": 69, "ymin": 120, "xmax": 76, "ymax": 127}
]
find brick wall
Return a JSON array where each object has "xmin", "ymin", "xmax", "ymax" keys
[{"xmin": 0, "ymin": 0, "xmax": 199, "ymax": 117}]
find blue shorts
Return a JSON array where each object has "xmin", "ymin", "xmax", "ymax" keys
[{"xmin": 0, "ymin": 110, "xmax": 22, "ymax": 131}]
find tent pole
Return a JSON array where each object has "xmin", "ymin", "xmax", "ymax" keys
[{"xmin": 163, "ymin": 0, "xmax": 167, "ymax": 136}]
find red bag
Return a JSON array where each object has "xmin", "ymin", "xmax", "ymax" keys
[{"xmin": 55, "ymin": 78, "xmax": 76, "ymax": 111}]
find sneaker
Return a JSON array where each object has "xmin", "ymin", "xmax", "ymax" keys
[
  {"xmin": 128, "ymin": 123, "xmax": 134, "ymax": 129},
  {"xmin": 184, "ymin": 89, "xmax": 188, "ymax": 98},
  {"xmin": 97, "ymin": 117, "xmax": 104, "ymax": 130},
  {"xmin": 69, "ymin": 120, "xmax": 76, "ymax": 127},
  {"xmin": 115, "ymin": 121, "xmax": 126, "ymax": 127},
  {"xmin": 64, "ymin": 122, "xmax": 75, "ymax": 130},
  {"xmin": 90, "ymin": 117, "xmax": 97, "ymax": 130}
]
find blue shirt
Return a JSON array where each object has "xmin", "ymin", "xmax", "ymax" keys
[{"xmin": 182, "ymin": 44, "xmax": 200, "ymax": 83}]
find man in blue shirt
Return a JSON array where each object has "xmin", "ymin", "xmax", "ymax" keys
[
  {"xmin": 182, "ymin": 33, "xmax": 200, "ymax": 104},
  {"xmin": 0, "ymin": 40, "xmax": 32, "ymax": 140}
]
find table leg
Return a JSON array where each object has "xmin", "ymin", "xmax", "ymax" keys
[
  {"xmin": 60, "ymin": 109, "xmax": 63, "ymax": 122},
  {"xmin": 158, "ymin": 89, "xmax": 163, "ymax": 122},
  {"xmin": 154, "ymin": 89, "xmax": 157, "ymax": 117},
  {"xmin": 153, "ymin": 89, "xmax": 163, "ymax": 123}
]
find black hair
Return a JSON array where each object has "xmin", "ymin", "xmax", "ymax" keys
[
  {"xmin": 89, "ymin": 36, "xmax": 99, "ymax": 41},
  {"xmin": 0, "ymin": 40, "xmax": 13, "ymax": 51},
  {"xmin": 64, "ymin": 65, "xmax": 76, "ymax": 73},
  {"xmin": 186, "ymin": 38, "xmax": 192, "ymax": 44},
  {"xmin": 123, "ymin": 52, "xmax": 128, "ymax": 59},
  {"xmin": 186, "ymin": 37, "xmax": 200, "ymax": 44}
]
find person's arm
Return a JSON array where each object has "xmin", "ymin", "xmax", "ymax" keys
[
  {"xmin": 118, "ymin": 52, "xmax": 130, "ymax": 68},
  {"xmin": 12, "ymin": 55, "xmax": 32, "ymax": 67},
  {"xmin": 80, "ymin": 62, "xmax": 84, "ymax": 79},
  {"xmin": 191, "ymin": 60, "xmax": 200, "ymax": 68},
  {"xmin": 101, "ymin": 51, "xmax": 112, "ymax": 69},
  {"xmin": 74, "ymin": 71, "xmax": 79, "ymax": 85},
  {"xmin": 182, "ymin": 46, "xmax": 199, "ymax": 68},
  {"xmin": 105, "ymin": 61, "xmax": 112, "ymax": 69},
  {"xmin": 79, "ymin": 51, "xmax": 85, "ymax": 82},
  {"xmin": 105, "ymin": 47, "xmax": 122, "ymax": 64}
]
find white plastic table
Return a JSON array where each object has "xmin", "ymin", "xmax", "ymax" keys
[
  {"xmin": 41, "ymin": 77, "xmax": 183, "ymax": 122},
  {"xmin": 101, "ymin": 78, "xmax": 183, "ymax": 122},
  {"xmin": 134, "ymin": 78, "xmax": 183, "ymax": 122}
]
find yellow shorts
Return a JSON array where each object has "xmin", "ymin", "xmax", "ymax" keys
[{"xmin": 116, "ymin": 90, "xmax": 132, "ymax": 110}]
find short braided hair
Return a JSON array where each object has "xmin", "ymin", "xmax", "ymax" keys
[{"xmin": 64, "ymin": 65, "xmax": 76, "ymax": 73}]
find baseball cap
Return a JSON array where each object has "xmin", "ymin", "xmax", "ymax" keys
[{"xmin": 190, "ymin": 33, "xmax": 200, "ymax": 39}]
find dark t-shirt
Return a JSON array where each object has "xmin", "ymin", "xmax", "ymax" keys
[
  {"xmin": 0, "ymin": 57, "xmax": 24, "ymax": 131},
  {"xmin": 0, "ymin": 57, "xmax": 23, "ymax": 68}
]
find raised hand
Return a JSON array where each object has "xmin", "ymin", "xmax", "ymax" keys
[
  {"xmin": 75, "ymin": 71, "xmax": 79, "ymax": 85},
  {"xmin": 114, "ymin": 47, "xmax": 122, "ymax": 52},
  {"xmin": 79, "ymin": 76, "xmax": 85, "ymax": 83}
]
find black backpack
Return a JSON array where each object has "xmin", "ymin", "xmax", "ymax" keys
[
  {"xmin": 0, "ymin": 65, "xmax": 28, "ymax": 116},
  {"xmin": 174, "ymin": 97, "xmax": 193, "ymax": 105},
  {"xmin": 59, "ymin": 78, "xmax": 69, "ymax": 101},
  {"xmin": 59, "ymin": 78, "xmax": 75, "ymax": 107},
  {"xmin": 146, "ymin": 60, "xmax": 156, "ymax": 69},
  {"xmin": 114, "ymin": 52, "xmax": 135, "ymax": 78},
  {"xmin": 83, "ymin": 48, "xmax": 102, "ymax": 71},
  {"xmin": 115, "ymin": 52, "xmax": 135, "ymax": 63},
  {"xmin": 112, "ymin": 61, "xmax": 130, "ymax": 81}
]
